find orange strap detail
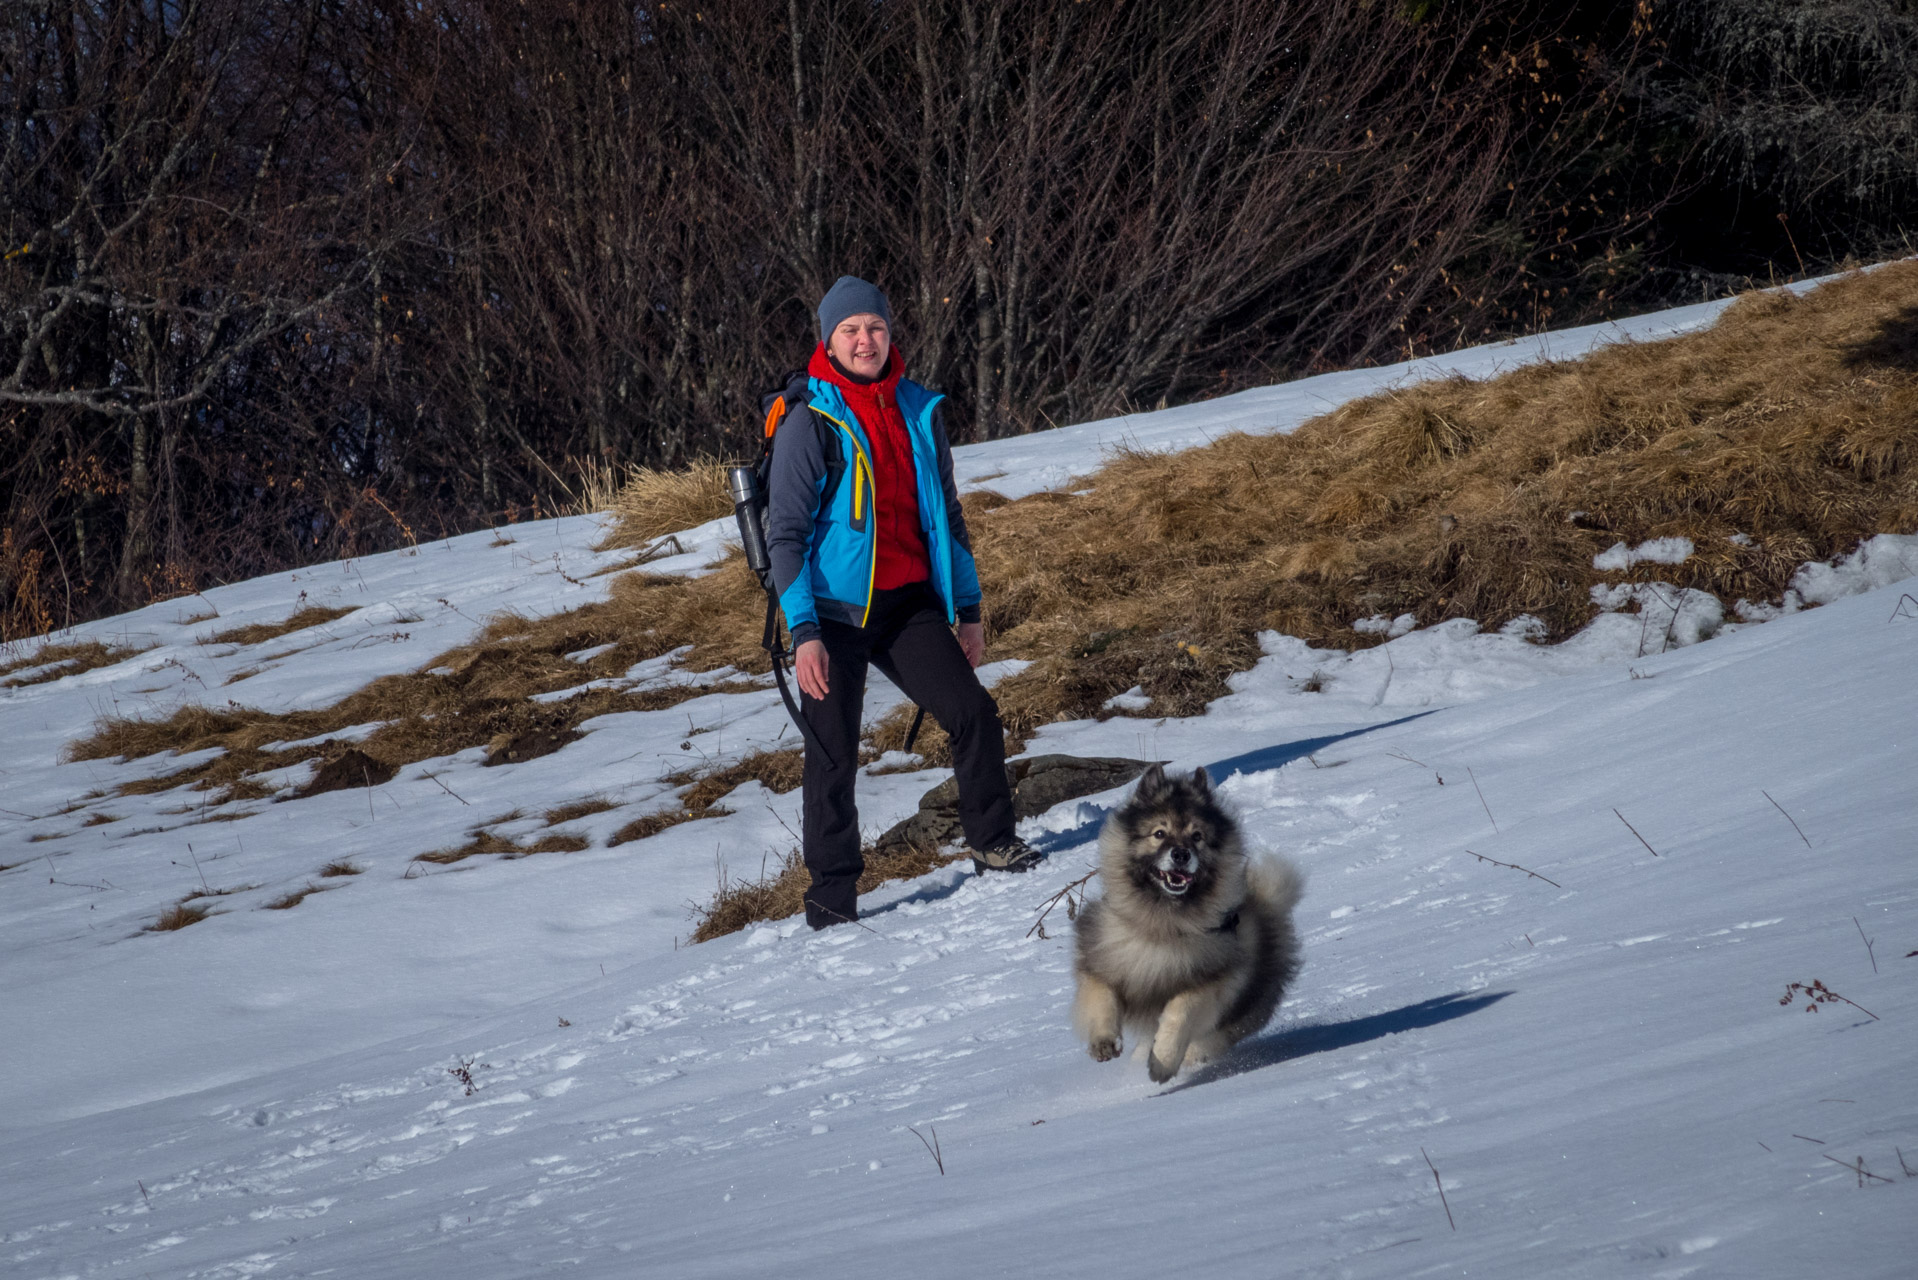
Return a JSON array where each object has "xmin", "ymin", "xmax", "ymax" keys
[{"xmin": 764, "ymin": 396, "xmax": 789, "ymax": 440}]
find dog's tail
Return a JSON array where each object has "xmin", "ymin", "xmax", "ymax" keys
[{"xmin": 1246, "ymin": 854, "xmax": 1306, "ymax": 918}]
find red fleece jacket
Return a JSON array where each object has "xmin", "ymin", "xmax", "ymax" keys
[{"xmin": 809, "ymin": 343, "xmax": 930, "ymax": 592}]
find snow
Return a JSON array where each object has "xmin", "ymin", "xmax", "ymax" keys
[
  {"xmin": 1788, "ymin": 532, "xmax": 1918, "ymax": 608},
  {"xmin": 3, "ymin": 276, "xmax": 1914, "ymax": 1279},
  {"xmin": 1593, "ymin": 536, "xmax": 1696, "ymax": 571}
]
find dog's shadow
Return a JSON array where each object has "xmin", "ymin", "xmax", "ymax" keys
[{"xmin": 1157, "ymin": 990, "xmax": 1512, "ymax": 1094}]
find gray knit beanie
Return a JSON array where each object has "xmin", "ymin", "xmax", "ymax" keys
[{"xmin": 817, "ymin": 276, "xmax": 892, "ymax": 339}]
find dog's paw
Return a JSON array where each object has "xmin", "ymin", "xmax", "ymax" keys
[
  {"xmin": 1088, "ymin": 1036, "xmax": 1122, "ymax": 1062},
  {"xmin": 1146, "ymin": 1050, "xmax": 1179, "ymax": 1084}
]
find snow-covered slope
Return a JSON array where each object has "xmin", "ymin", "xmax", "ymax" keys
[{"xmin": 3, "ymin": 277, "xmax": 1914, "ymax": 1279}]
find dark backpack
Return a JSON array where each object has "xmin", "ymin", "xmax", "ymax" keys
[{"xmin": 737, "ymin": 370, "xmax": 844, "ymax": 593}]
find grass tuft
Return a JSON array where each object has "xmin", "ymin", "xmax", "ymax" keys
[
  {"xmin": 1, "ymin": 640, "xmax": 146, "ymax": 687},
  {"xmin": 148, "ymin": 902, "xmax": 211, "ymax": 932},
  {"xmin": 543, "ymin": 795, "xmax": 618, "ymax": 826},
  {"xmin": 264, "ymin": 883, "xmax": 327, "ymax": 910},
  {"xmin": 600, "ymin": 460, "xmax": 734, "ymax": 549},
  {"xmin": 608, "ymin": 805, "xmax": 733, "ymax": 847},
  {"xmin": 414, "ymin": 827, "xmax": 593, "ymax": 866},
  {"xmin": 202, "ymin": 605, "xmax": 358, "ymax": 647},
  {"xmin": 318, "ymin": 859, "xmax": 363, "ymax": 877},
  {"xmin": 690, "ymin": 837, "xmax": 961, "ymax": 943},
  {"xmin": 676, "ymin": 749, "xmax": 805, "ymax": 810},
  {"xmin": 605, "ymin": 749, "xmax": 803, "ymax": 848}
]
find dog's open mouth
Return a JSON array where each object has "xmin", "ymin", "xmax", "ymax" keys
[{"xmin": 1153, "ymin": 867, "xmax": 1195, "ymax": 896}]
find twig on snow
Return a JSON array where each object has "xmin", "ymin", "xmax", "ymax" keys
[
  {"xmin": 186, "ymin": 843, "xmax": 212, "ymax": 896},
  {"xmin": 1898, "ymin": 1147, "xmax": 1917, "ymax": 1179},
  {"xmin": 1823, "ymin": 1153, "xmax": 1894, "ymax": 1187},
  {"xmin": 1467, "ymin": 767, "xmax": 1497, "ymax": 832},
  {"xmin": 908, "ymin": 1124, "xmax": 945, "ymax": 1175},
  {"xmin": 1421, "ymin": 1147, "xmax": 1456, "ymax": 1231},
  {"xmin": 1853, "ymin": 917, "xmax": 1878, "ymax": 974},
  {"xmin": 1027, "ymin": 868, "xmax": 1100, "ymax": 939},
  {"xmin": 424, "ymin": 771, "xmax": 471, "ymax": 806},
  {"xmin": 1466, "ymin": 851, "xmax": 1562, "ymax": 889},
  {"xmin": 1781, "ymin": 979, "xmax": 1878, "ymax": 1022},
  {"xmin": 1761, "ymin": 790, "xmax": 1812, "ymax": 849},
  {"xmin": 1613, "ymin": 808, "xmax": 1660, "ymax": 857},
  {"xmin": 1887, "ymin": 592, "xmax": 1917, "ymax": 622}
]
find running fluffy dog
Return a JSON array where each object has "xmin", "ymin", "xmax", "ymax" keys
[{"xmin": 1073, "ymin": 764, "xmax": 1304, "ymax": 1082}]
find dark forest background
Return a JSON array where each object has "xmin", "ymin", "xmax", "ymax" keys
[{"xmin": 3, "ymin": 0, "xmax": 1914, "ymax": 637}]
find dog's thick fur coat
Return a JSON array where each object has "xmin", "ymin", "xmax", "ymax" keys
[{"xmin": 1072, "ymin": 764, "xmax": 1303, "ymax": 1082}]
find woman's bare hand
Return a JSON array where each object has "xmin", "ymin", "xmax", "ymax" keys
[
  {"xmin": 795, "ymin": 638, "xmax": 831, "ymax": 699},
  {"xmin": 957, "ymin": 621, "xmax": 985, "ymax": 668}
]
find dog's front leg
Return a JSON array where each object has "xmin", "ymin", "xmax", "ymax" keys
[
  {"xmin": 1148, "ymin": 986, "xmax": 1223, "ymax": 1083},
  {"xmin": 1073, "ymin": 974, "xmax": 1124, "ymax": 1062}
]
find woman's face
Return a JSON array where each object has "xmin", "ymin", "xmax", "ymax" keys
[{"xmin": 827, "ymin": 313, "xmax": 890, "ymax": 380}]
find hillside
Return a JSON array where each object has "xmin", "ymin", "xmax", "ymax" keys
[{"xmin": 2, "ymin": 271, "xmax": 1915, "ymax": 1278}]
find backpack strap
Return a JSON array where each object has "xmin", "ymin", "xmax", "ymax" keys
[{"xmin": 760, "ymin": 370, "xmax": 845, "ymax": 518}]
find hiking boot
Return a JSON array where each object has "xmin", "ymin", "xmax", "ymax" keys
[{"xmin": 971, "ymin": 836, "xmax": 1044, "ymax": 874}]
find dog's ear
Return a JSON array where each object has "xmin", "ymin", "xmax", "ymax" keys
[
  {"xmin": 1135, "ymin": 763, "xmax": 1168, "ymax": 801},
  {"xmin": 1189, "ymin": 765, "xmax": 1213, "ymax": 797}
]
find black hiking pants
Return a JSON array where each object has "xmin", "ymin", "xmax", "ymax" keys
[{"xmin": 799, "ymin": 582, "xmax": 1014, "ymax": 929}]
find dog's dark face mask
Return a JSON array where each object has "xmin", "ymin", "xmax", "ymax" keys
[{"xmin": 1118, "ymin": 765, "xmax": 1228, "ymax": 904}]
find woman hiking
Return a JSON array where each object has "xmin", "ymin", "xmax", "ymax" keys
[{"xmin": 766, "ymin": 275, "xmax": 1042, "ymax": 930}]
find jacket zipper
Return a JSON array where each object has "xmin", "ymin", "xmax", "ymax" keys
[{"xmin": 809, "ymin": 405, "xmax": 881, "ymax": 626}]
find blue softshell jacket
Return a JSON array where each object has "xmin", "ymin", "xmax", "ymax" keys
[{"xmin": 765, "ymin": 375, "xmax": 982, "ymax": 648}]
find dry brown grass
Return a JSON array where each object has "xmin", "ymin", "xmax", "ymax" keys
[
  {"xmin": 148, "ymin": 902, "xmax": 211, "ymax": 932},
  {"xmin": 601, "ymin": 459, "xmax": 734, "ymax": 549},
  {"xmin": 80, "ymin": 812, "xmax": 120, "ymax": 827},
  {"xmin": 1, "ymin": 640, "xmax": 146, "ymax": 687},
  {"xmin": 318, "ymin": 859, "xmax": 362, "ymax": 877},
  {"xmin": 608, "ymin": 805, "xmax": 729, "ymax": 847},
  {"xmin": 264, "ymin": 883, "xmax": 327, "ymax": 910},
  {"xmin": 580, "ymin": 267, "xmax": 1918, "ymax": 756},
  {"xmin": 414, "ymin": 827, "xmax": 593, "ymax": 866},
  {"xmin": 71, "ymin": 594, "xmax": 768, "ymax": 798},
  {"xmin": 543, "ymin": 795, "xmax": 618, "ymax": 825},
  {"xmin": 203, "ymin": 605, "xmax": 358, "ymax": 647},
  {"xmin": 689, "ymin": 837, "xmax": 962, "ymax": 942},
  {"xmin": 63, "ymin": 267, "xmax": 1918, "ymax": 825},
  {"xmin": 676, "ymin": 749, "xmax": 804, "ymax": 809},
  {"xmin": 605, "ymin": 749, "xmax": 802, "ymax": 847}
]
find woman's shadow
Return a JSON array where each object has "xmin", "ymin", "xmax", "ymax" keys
[{"xmin": 1157, "ymin": 990, "xmax": 1511, "ymax": 1094}]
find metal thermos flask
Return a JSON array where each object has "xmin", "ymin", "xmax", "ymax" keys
[{"xmin": 728, "ymin": 466, "xmax": 772, "ymax": 578}]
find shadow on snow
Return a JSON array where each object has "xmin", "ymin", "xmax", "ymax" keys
[
  {"xmin": 1022, "ymin": 712, "xmax": 1443, "ymax": 857},
  {"xmin": 1159, "ymin": 990, "xmax": 1512, "ymax": 1094},
  {"xmin": 1204, "ymin": 710, "xmax": 1439, "ymax": 785}
]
